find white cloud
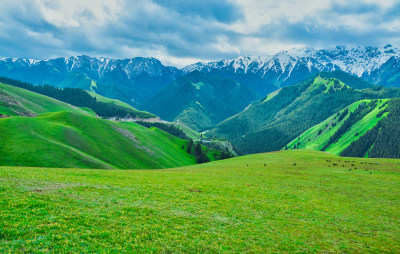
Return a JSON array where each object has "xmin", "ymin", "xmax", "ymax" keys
[
  {"xmin": 231, "ymin": 0, "xmax": 330, "ymax": 34},
  {"xmin": 0, "ymin": 0, "xmax": 399, "ymax": 65},
  {"xmin": 37, "ymin": 0, "xmax": 122, "ymax": 28}
]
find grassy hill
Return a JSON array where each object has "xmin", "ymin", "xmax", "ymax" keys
[
  {"xmin": 0, "ymin": 82, "xmax": 88, "ymax": 117},
  {"xmin": 0, "ymin": 77, "xmax": 154, "ymax": 119},
  {"xmin": 341, "ymin": 98, "xmax": 400, "ymax": 158},
  {"xmin": 208, "ymin": 74, "xmax": 400, "ymax": 154},
  {"xmin": 1, "ymin": 150, "xmax": 400, "ymax": 252},
  {"xmin": 286, "ymin": 98, "xmax": 400, "ymax": 158},
  {"xmin": 0, "ymin": 111, "xmax": 220, "ymax": 169},
  {"xmin": 143, "ymin": 71, "xmax": 257, "ymax": 131},
  {"xmin": 86, "ymin": 90, "xmax": 156, "ymax": 119},
  {"xmin": 285, "ymin": 99, "xmax": 389, "ymax": 154}
]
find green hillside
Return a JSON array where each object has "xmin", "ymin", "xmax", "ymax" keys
[
  {"xmin": 0, "ymin": 82, "xmax": 88, "ymax": 117},
  {"xmin": 0, "ymin": 77, "xmax": 153, "ymax": 119},
  {"xmin": 1, "ymin": 150, "xmax": 400, "ymax": 252},
  {"xmin": 285, "ymin": 99, "xmax": 389, "ymax": 155},
  {"xmin": 341, "ymin": 98, "xmax": 400, "ymax": 158},
  {"xmin": 0, "ymin": 111, "xmax": 220, "ymax": 169},
  {"xmin": 208, "ymin": 74, "xmax": 400, "ymax": 154},
  {"xmin": 57, "ymin": 72, "xmax": 133, "ymax": 105},
  {"xmin": 143, "ymin": 71, "xmax": 257, "ymax": 131},
  {"xmin": 319, "ymin": 70, "xmax": 374, "ymax": 89},
  {"xmin": 86, "ymin": 90, "xmax": 156, "ymax": 119}
]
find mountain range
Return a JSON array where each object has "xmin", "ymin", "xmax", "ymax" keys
[
  {"xmin": 184, "ymin": 45, "xmax": 400, "ymax": 95},
  {"xmin": 1, "ymin": 45, "xmax": 400, "ymax": 158},
  {"xmin": 0, "ymin": 56, "xmax": 182, "ymax": 106},
  {"xmin": 1, "ymin": 45, "xmax": 400, "ymax": 110}
]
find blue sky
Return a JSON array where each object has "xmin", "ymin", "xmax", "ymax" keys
[{"xmin": 0, "ymin": 0, "xmax": 399, "ymax": 67}]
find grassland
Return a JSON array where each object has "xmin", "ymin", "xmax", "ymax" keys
[
  {"xmin": 0, "ymin": 150, "xmax": 399, "ymax": 253},
  {"xmin": 0, "ymin": 111, "xmax": 220, "ymax": 169},
  {"xmin": 286, "ymin": 99, "xmax": 389, "ymax": 155},
  {"xmin": 0, "ymin": 83, "xmax": 88, "ymax": 117}
]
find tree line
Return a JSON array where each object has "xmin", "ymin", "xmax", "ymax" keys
[{"xmin": 135, "ymin": 121, "xmax": 190, "ymax": 140}]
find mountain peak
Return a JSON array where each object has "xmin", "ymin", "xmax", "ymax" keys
[{"xmin": 182, "ymin": 45, "xmax": 400, "ymax": 87}]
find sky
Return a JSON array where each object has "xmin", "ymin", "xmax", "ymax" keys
[{"xmin": 0, "ymin": 0, "xmax": 399, "ymax": 67}]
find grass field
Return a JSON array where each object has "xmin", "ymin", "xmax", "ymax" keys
[{"xmin": 1, "ymin": 150, "xmax": 399, "ymax": 253}]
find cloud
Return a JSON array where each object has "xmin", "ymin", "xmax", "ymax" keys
[
  {"xmin": 0, "ymin": 0, "xmax": 399, "ymax": 67},
  {"xmin": 152, "ymin": 0, "xmax": 242, "ymax": 23}
]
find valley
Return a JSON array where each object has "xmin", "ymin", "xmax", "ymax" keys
[
  {"xmin": 0, "ymin": 79, "xmax": 228, "ymax": 169},
  {"xmin": 143, "ymin": 71, "xmax": 257, "ymax": 131}
]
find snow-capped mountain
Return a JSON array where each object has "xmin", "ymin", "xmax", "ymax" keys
[
  {"xmin": 182, "ymin": 45, "xmax": 400, "ymax": 95},
  {"xmin": 0, "ymin": 45, "xmax": 399, "ymax": 107},
  {"xmin": 0, "ymin": 55, "xmax": 181, "ymax": 79},
  {"xmin": 0, "ymin": 55, "xmax": 182, "ymax": 105}
]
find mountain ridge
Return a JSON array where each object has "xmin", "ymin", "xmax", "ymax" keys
[
  {"xmin": 208, "ymin": 73, "xmax": 400, "ymax": 154},
  {"xmin": 183, "ymin": 45, "xmax": 400, "ymax": 76},
  {"xmin": 183, "ymin": 45, "xmax": 400, "ymax": 92}
]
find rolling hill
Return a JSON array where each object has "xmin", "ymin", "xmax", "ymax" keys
[
  {"xmin": 0, "ymin": 111, "xmax": 221, "ymax": 169},
  {"xmin": 0, "ymin": 79, "xmax": 228, "ymax": 169},
  {"xmin": 0, "ymin": 77, "xmax": 156, "ymax": 119},
  {"xmin": 208, "ymin": 73, "xmax": 400, "ymax": 154},
  {"xmin": 0, "ymin": 82, "xmax": 89, "ymax": 117},
  {"xmin": 285, "ymin": 99, "xmax": 397, "ymax": 157},
  {"xmin": 1, "ymin": 150, "xmax": 400, "ymax": 252},
  {"xmin": 143, "ymin": 71, "xmax": 257, "ymax": 131}
]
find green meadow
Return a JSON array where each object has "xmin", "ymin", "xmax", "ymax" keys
[
  {"xmin": 1, "ymin": 150, "xmax": 399, "ymax": 253},
  {"xmin": 0, "ymin": 83, "xmax": 88, "ymax": 117}
]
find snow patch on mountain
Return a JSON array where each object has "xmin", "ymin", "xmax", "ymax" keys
[{"xmin": 182, "ymin": 45, "xmax": 400, "ymax": 82}]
